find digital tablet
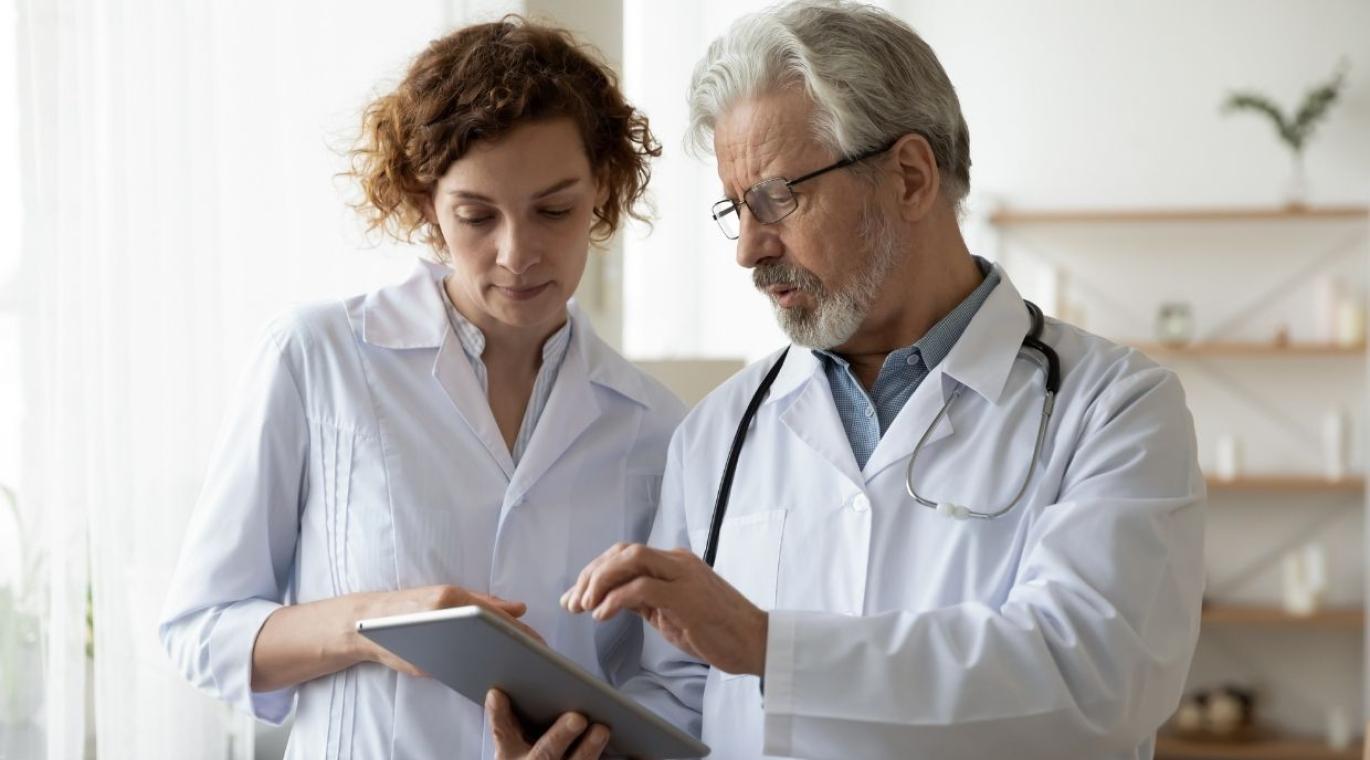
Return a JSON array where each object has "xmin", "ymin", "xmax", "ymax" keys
[{"xmin": 356, "ymin": 605, "xmax": 709, "ymax": 759}]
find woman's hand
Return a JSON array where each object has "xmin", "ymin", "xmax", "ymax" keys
[
  {"xmin": 347, "ymin": 585, "xmax": 542, "ymax": 677},
  {"xmin": 251, "ymin": 585, "xmax": 539, "ymax": 692},
  {"xmin": 485, "ymin": 689, "xmax": 610, "ymax": 760}
]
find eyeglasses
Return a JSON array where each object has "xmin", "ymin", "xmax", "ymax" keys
[{"xmin": 710, "ymin": 141, "xmax": 895, "ymax": 240}]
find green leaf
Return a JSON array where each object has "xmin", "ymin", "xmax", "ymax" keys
[
  {"xmin": 1290, "ymin": 61, "xmax": 1349, "ymax": 145},
  {"xmin": 1222, "ymin": 91, "xmax": 1298, "ymax": 149}
]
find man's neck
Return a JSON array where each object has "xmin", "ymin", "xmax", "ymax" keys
[{"xmin": 834, "ymin": 244, "xmax": 983, "ymax": 390}]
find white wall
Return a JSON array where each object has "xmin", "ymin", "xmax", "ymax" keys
[{"xmin": 896, "ymin": 0, "xmax": 1370, "ymax": 213}]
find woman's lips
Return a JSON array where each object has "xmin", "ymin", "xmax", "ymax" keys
[{"xmin": 496, "ymin": 282, "xmax": 552, "ymax": 301}]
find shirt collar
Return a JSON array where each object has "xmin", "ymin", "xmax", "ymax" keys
[
  {"xmin": 765, "ymin": 258, "xmax": 1029, "ymax": 406},
  {"xmin": 354, "ymin": 257, "xmax": 654, "ymax": 407},
  {"xmin": 811, "ymin": 256, "xmax": 999, "ymax": 376}
]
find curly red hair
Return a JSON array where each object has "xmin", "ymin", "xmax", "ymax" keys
[{"xmin": 349, "ymin": 16, "xmax": 660, "ymax": 258}]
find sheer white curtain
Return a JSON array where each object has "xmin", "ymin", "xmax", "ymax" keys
[{"xmin": 13, "ymin": 1, "xmax": 516, "ymax": 757}]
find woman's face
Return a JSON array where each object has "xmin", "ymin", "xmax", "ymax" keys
[{"xmin": 431, "ymin": 117, "xmax": 599, "ymax": 338}]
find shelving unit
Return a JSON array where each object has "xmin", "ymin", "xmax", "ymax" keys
[
  {"xmin": 1201, "ymin": 605, "xmax": 1365, "ymax": 629},
  {"xmin": 1155, "ymin": 733, "xmax": 1359, "ymax": 760},
  {"xmin": 990, "ymin": 203, "xmax": 1370, "ymax": 760},
  {"xmin": 989, "ymin": 205, "xmax": 1370, "ymax": 226},
  {"xmin": 1131, "ymin": 341, "xmax": 1365, "ymax": 357},
  {"xmin": 1206, "ymin": 476, "xmax": 1365, "ymax": 494}
]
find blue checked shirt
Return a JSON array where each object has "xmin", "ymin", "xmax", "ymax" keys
[
  {"xmin": 815, "ymin": 257, "xmax": 1000, "ymax": 470},
  {"xmin": 440, "ymin": 277, "xmax": 572, "ymax": 465}
]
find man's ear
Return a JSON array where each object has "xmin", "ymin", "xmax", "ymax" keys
[{"xmin": 890, "ymin": 132, "xmax": 941, "ymax": 222}]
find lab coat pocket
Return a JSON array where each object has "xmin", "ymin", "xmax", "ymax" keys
[{"xmin": 690, "ymin": 509, "xmax": 787, "ymax": 680}]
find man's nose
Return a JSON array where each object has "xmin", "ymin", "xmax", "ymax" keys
[{"xmin": 735, "ymin": 211, "xmax": 782, "ymax": 269}]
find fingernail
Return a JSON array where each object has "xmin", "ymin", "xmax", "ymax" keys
[{"xmin": 568, "ymin": 714, "xmax": 586, "ymax": 732}]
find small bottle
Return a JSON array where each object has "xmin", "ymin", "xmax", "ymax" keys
[
  {"xmin": 1155, "ymin": 302, "xmax": 1194, "ymax": 346},
  {"xmin": 1322, "ymin": 408, "xmax": 1349, "ymax": 481},
  {"xmin": 1214, "ymin": 435, "xmax": 1241, "ymax": 481}
]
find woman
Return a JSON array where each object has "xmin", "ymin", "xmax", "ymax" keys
[{"xmin": 159, "ymin": 18, "xmax": 684, "ymax": 759}]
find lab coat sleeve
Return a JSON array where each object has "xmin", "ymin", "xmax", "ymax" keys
[
  {"xmin": 617, "ymin": 431, "xmax": 710, "ymax": 738},
  {"xmin": 158, "ymin": 319, "xmax": 310, "ymax": 725},
  {"xmin": 763, "ymin": 365, "xmax": 1205, "ymax": 759}
]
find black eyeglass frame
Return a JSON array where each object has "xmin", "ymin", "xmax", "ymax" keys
[{"xmin": 709, "ymin": 140, "xmax": 897, "ymax": 240}]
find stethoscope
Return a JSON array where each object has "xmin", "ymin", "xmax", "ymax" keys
[{"xmin": 703, "ymin": 301, "xmax": 1061, "ymax": 568}]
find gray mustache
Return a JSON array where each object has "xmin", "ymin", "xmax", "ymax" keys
[{"xmin": 753, "ymin": 262, "xmax": 822, "ymax": 293}]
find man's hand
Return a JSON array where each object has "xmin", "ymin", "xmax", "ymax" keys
[
  {"xmin": 561, "ymin": 543, "xmax": 768, "ymax": 677},
  {"xmin": 485, "ymin": 689, "xmax": 610, "ymax": 760}
]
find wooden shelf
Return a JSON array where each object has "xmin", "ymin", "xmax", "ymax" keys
[
  {"xmin": 1200, "ymin": 604, "xmax": 1364, "ymax": 628},
  {"xmin": 989, "ymin": 205, "xmax": 1370, "ymax": 226},
  {"xmin": 1156, "ymin": 733, "xmax": 1360, "ymax": 759},
  {"xmin": 1133, "ymin": 341, "xmax": 1366, "ymax": 357},
  {"xmin": 1206, "ymin": 475, "xmax": 1364, "ymax": 493}
]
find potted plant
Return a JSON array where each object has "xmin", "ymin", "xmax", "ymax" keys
[{"xmin": 1222, "ymin": 62, "xmax": 1349, "ymax": 207}]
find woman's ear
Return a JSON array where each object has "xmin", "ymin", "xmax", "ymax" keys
[{"xmin": 594, "ymin": 176, "xmax": 610, "ymax": 214}]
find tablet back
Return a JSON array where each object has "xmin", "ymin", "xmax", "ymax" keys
[{"xmin": 357, "ymin": 605, "xmax": 709, "ymax": 759}]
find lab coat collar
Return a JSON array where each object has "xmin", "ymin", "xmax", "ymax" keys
[
  {"xmin": 757, "ymin": 262, "xmax": 1028, "ymax": 409},
  {"xmin": 360, "ymin": 258, "xmax": 451, "ymax": 349},
  {"xmin": 358, "ymin": 258, "xmax": 653, "ymax": 408},
  {"xmin": 937, "ymin": 264, "xmax": 1030, "ymax": 406}
]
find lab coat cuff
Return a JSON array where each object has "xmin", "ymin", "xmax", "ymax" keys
[
  {"xmin": 761, "ymin": 609, "xmax": 800, "ymax": 754},
  {"xmin": 209, "ymin": 598, "xmax": 294, "ymax": 725}
]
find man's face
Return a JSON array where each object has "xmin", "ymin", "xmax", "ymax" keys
[{"xmin": 713, "ymin": 89, "xmax": 901, "ymax": 349}]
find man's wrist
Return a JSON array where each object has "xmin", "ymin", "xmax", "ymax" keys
[{"xmin": 751, "ymin": 609, "xmax": 770, "ymax": 676}]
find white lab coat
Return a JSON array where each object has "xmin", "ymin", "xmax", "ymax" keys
[
  {"xmin": 623, "ymin": 267, "xmax": 1205, "ymax": 760},
  {"xmin": 159, "ymin": 259, "xmax": 686, "ymax": 760}
]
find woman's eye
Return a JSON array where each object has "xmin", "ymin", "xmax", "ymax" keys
[
  {"xmin": 541, "ymin": 207, "xmax": 573, "ymax": 219},
  {"xmin": 458, "ymin": 215, "xmax": 493, "ymax": 226}
]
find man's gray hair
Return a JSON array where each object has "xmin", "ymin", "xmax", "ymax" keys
[{"xmin": 688, "ymin": 0, "xmax": 971, "ymax": 208}]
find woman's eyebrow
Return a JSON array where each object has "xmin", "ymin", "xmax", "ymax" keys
[{"xmin": 447, "ymin": 177, "xmax": 581, "ymax": 203}]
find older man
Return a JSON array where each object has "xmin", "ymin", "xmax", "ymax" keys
[{"xmin": 492, "ymin": 2, "xmax": 1205, "ymax": 758}]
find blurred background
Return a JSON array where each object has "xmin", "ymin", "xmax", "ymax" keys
[{"xmin": 1, "ymin": 1, "xmax": 1367, "ymax": 758}]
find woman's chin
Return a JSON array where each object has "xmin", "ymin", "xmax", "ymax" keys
[{"xmin": 487, "ymin": 294, "xmax": 567, "ymax": 330}]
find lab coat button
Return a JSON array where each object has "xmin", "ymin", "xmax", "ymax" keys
[{"xmin": 851, "ymin": 494, "xmax": 870, "ymax": 512}]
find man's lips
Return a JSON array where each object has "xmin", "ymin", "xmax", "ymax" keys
[{"xmin": 767, "ymin": 285, "xmax": 803, "ymax": 308}]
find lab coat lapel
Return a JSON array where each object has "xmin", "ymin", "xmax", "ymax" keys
[
  {"xmin": 771, "ymin": 349, "xmax": 867, "ymax": 493},
  {"xmin": 503, "ymin": 317, "xmax": 602, "ymax": 509},
  {"xmin": 432, "ymin": 330, "xmax": 516, "ymax": 478},
  {"xmin": 356, "ymin": 258, "xmax": 516, "ymax": 478},
  {"xmin": 861, "ymin": 266, "xmax": 1030, "ymax": 483},
  {"xmin": 861, "ymin": 367, "xmax": 955, "ymax": 482}
]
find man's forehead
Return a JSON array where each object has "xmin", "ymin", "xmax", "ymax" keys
[{"xmin": 713, "ymin": 91, "xmax": 825, "ymax": 185}]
